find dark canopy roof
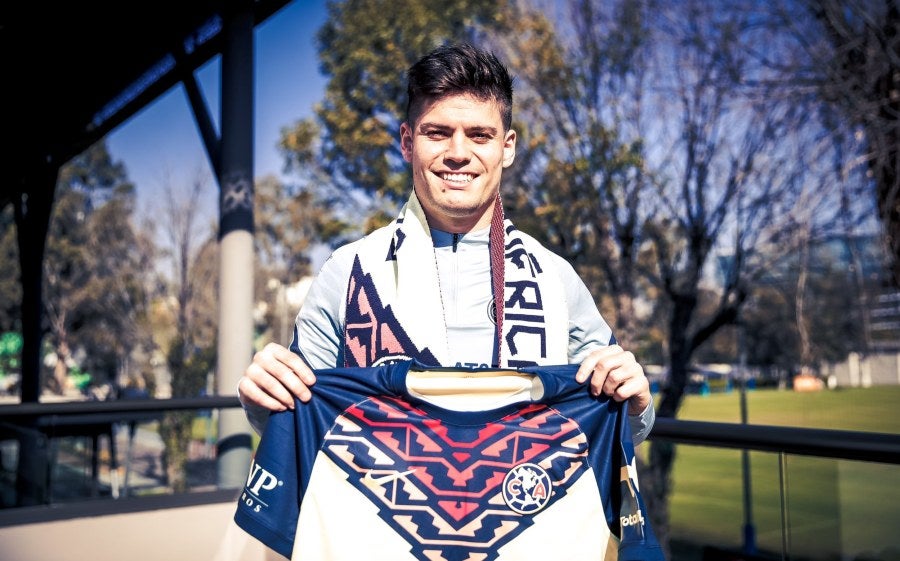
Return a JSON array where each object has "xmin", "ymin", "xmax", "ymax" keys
[
  {"xmin": 1, "ymin": 0, "xmax": 290, "ymax": 205},
  {"xmin": 1, "ymin": 0, "xmax": 293, "ymax": 407}
]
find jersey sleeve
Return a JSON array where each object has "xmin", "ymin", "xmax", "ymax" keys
[
  {"xmin": 233, "ymin": 407, "xmax": 303, "ymax": 559},
  {"xmin": 532, "ymin": 365, "xmax": 665, "ymax": 561},
  {"xmin": 612, "ymin": 401, "xmax": 666, "ymax": 561},
  {"xmin": 234, "ymin": 365, "xmax": 405, "ymax": 558}
]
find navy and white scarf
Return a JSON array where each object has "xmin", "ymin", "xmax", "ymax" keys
[{"xmin": 343, "ymin": 192, "xmax": 568, "ymax": 368}]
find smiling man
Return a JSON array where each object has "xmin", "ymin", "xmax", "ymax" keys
[
  {"xmin": 238, "ymin": 43, "xmax": 655, "ymax": 444},
  {"xmin": 401, "ymin": 88, "xmax": 515, "ymax": 233}
]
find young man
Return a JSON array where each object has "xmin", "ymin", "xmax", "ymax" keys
[{"xmin": 238, "ymin": 43, "xmax": 655, "ymax": 442}]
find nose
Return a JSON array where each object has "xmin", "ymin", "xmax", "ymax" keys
[{"xmin": 444, "ymin": 131, "xmax": 470, "ymax": 164}]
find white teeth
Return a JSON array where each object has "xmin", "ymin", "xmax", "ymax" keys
[{"xmin": 441, "ymin": 173, "xmax": 474, "ymax": 183}]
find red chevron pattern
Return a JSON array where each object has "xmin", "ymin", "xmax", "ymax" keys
[{"xmin": 322, "ymin": 396, "xmax": 590, "ymax": 560}]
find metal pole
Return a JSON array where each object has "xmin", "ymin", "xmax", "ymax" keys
[
  {"xmin": 740, "ymin": 379, "xmax": 757, "ymax": 555},
  {"xmin": 216, "ymin": 0, "xmax": 255, "ymax": 490},
  {"xmin": 739, "ymin": 327, "xmax": 757, "ymax": 555}
]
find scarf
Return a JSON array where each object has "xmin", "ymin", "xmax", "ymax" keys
[{"xmin": 343, "ymin": 192, "xmax": 569, "ymax": 368}]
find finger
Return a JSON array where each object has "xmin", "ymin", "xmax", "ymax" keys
[
  {"xmin": 255, "ymin": 347, "xmax": 315, "ymax": 403},
  {"xmin": 610, "ymin": 376, "xmax": 646, "ymax": 403},
  {"xmin": 576, "ymin": 345, "xmax": 616, "ymax": 383},
  {"xmin": 599, "ymin": 359, "xmax": 635, "ymax": 395},
  {"xmin": 575, "ymin": 355, "xmax": 598, "ymax": 384},
  {"xmin": 244, "ymin": 360, "xmax": 301, "ymax": 408},
  {"xmin": 576, "ymin": 345, "xmax": 626, "ymax": 383},
  {"xmin": 590, "ymin": 351, "xmax": 639, "ymax": 397},
  {"xmin": 265, "ymin": 343, "xmax": 317, "ymax": 387},
  {"xmin": 238, "ymin": 376, "xmax": 290, "ymax": 412}
]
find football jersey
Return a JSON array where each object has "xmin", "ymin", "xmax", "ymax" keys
[{"xmin": 233, "ymin": 361, "xmax": 664, "ymax": 561}]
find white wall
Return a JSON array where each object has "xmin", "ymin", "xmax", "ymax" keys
[{"xmin": 0, "ymin": 501, "xmax": 281, "ymax": 561}]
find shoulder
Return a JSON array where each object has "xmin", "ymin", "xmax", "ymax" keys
[
  {"xmin": 314, "ymin": 221, "xmax": 401, "ymax": 286},
  {"xmin": 317, "ymin": 222, "xmax": 391, "ymax": 273},
  {"xmin": 509, "ymin": 227, "xmax": 581, "ymax": 280},
  {"xmin": 316, "ymin": 240, "xmax": 360, "ymax": 280}
]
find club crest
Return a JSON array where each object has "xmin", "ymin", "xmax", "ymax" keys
[{"xmin": 502, "ymin": 462, "xmax": 552, "ymax": 515}]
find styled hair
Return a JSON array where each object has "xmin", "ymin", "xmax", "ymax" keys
[{"xmin": 406, "ymin": 43, "xmax": 514, "ymax": 130}]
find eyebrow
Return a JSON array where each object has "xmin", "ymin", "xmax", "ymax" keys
[{"xmin": 418, "ymin": 122, "xmax": 499, "ymax": 136}]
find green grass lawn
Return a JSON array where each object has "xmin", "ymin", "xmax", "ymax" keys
[{"xmin": 661, "ymin": 386, "xmax": 900, "ymax": 561}]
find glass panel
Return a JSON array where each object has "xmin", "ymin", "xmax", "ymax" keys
[
  {"xmin": 0, "ymin": 409, "xmax": 234, "ymax": 507},
  {"xmin": 666, "ymin": 445, "xmax": 786, "ymax": 559},
  {"xmin": 664, "ymin": 443, "xmax": 900, "ymax": 561},
  {"xmin": 784, "ymin": 455, "xmax": 900, "ymax": 561}
]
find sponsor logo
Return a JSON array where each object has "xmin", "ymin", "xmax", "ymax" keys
[
  {"xmin": 454, "ymin": 361, "xmax": 490, "ymax": 368},
  {"xmin": 502, "ymin": 463, "xmax": 552, "ymax": 515},
  {"xmin": 621, "ymin": 511, "xmax": 646, "ymax": 527},
  {"xmin": 362, "ymin": 468, "xmax": 417, "ymax": 490},
  {"xmin": 242, "ymin": 459, "xmax": 283, "ymax": 513}
]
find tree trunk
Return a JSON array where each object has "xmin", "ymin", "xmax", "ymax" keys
[{"xmin": 640, "ymin": 290, "xmax": 696, "ymax": 556}]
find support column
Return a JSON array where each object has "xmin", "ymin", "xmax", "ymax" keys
[
  {"xmin": 14, "ymin": 165, "xmax": 58, "ymax": 505},
  {"xmin": 216, "ymin": 1, "xmax": 255, "ymax": 489}
]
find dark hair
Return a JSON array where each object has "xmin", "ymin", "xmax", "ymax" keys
[{"xmin": 406, "ymin": 43, "xmax": 514, "ymax": 130}]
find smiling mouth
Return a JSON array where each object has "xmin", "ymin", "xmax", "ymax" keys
[{"xmin": 438, "ymin": 172, "xmax": 475, "ymax": 185}]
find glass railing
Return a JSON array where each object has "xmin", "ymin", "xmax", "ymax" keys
[
  {"xmin": 0, "ymin": 397, "xmax": 242, "ymax": 509},
  {"xmin": 651, "ymin": 419, "xmax": 900, "ymax": 561},
  {"xmin": 1, "ymin": 399, "xmax": 898, "ymax": 561}
]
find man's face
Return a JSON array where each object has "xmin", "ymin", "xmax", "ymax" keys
[{"xmin": 400, "ymin": 93, "xmax": 516, "ymax": 232}]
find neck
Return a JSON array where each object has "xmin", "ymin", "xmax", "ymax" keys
[{"xmin": 423, "ymin": 202, "xmax": 496, "ymax": 234}]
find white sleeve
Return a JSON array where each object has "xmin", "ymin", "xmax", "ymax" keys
[
  {"xmin": 291, "ymin": 245, "xmax": 356, "ymax": 370},
  {"xmin": 628, "ymin": 397, "xmax": 655, "ymax": 445},
  {"xmin": 549, "ymin": 253, "xmax": 615, "ymax": 362},
  {"xmin": 241, "ymin": 398, "xmax": 271, "ymax": 436}
]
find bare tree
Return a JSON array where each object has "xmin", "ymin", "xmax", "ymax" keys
[
  {"xmin": 635, "ymin": 2, "xmax": 858, "ymax": 546},
  {"xmin": 487, "ymin": 0, "xmax": 655, "ymax": 348},
  {"xmin": 490, "ymin": 0, "xmax": 857, "ymax": 549},
  {"xmin": 154, "ymin": 168, "xmax": 219, "ymax": 492},
  {"xmin": 765, "ymin": 0, "xmax": 900, "ymax": 283}
]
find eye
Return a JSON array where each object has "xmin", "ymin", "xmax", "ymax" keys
[{"xmin": 423, "ymin": 128, "xmax": 449, "ymax": 140}]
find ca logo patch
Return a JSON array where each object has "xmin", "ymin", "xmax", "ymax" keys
[{"xmin": 502, "ymin": 463, "xmax": 552, "ymax": 515}]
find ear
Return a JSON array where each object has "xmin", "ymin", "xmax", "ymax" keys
[
  {"xmin": 502, "ymin": 129, "xmax": 517, "ymax": 168},
  {"xmin": 400, "ymin": 121, "xmax": 413, "ymax": 163}
]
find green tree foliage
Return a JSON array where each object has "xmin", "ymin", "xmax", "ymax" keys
[
  {"xmin": 253, "ymin": 173, "xmax": 351, "ymax": 345},
  {"xmin": 488, "ymin": 1, "xmax": 653, "ymax": 346},
  {"xmin": 279, "ymin": 0, "xmax": 513, "ymax": 232},
  {"xmin": 254, "ymin": 174, "xmax": 349, "ymax": 281},
  {"xmin": 44, "ymin": 141, "xmax": 150, "ymax": 395},
  {"xmin": 162, "ymin": 329, "xmax": 215, "ymax": 492},
  {"xmin": 741, "ymin": 237, "xmax": 876, "ymax": 376},
  {"xmin": 0, "ymin": 331, "xmax": 23, "ymax": 385}
]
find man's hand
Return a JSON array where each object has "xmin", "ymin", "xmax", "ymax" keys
[
  {"xmin": 575, "ymin": 345, "xmax": 652, "ymax": 415},
  {"xmin": 238, "ymin": 343, "xmax": 317, "ymax": 410}
]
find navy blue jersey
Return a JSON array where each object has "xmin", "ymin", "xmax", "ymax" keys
[{"xmin": 234, "ymin": 361, "xmax": 664, "ymax": 561}]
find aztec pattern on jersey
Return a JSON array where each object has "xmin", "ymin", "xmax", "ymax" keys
[
  {"xmin": 344, "ymin": 256, "xmax": 440, "ymax": 368},
  {"xmin": 322, "ymin": 394, "xmax": 590, "ymax": 561}
]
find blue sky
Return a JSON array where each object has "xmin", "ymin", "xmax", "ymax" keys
[{"xmin": 106, "ymin": 0, "xmax": 329, "ymax": 217}]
